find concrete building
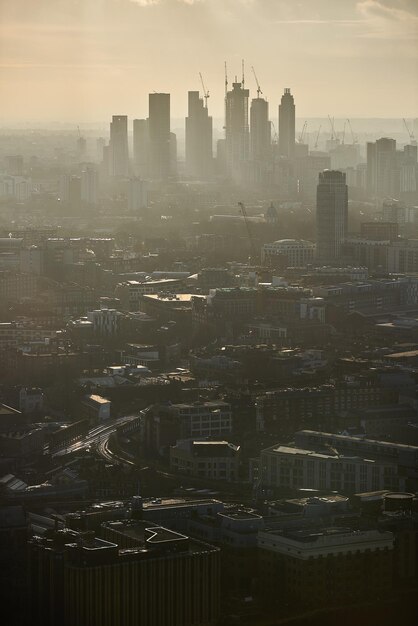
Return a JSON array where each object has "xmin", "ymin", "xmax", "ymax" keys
[
  {"xmin": 366, "ymin": 137, "xmax": 397, "ymax": 197},
  {"xmin": 82, "ymin": 394, "xmax": 111, "ymax": 422},
  {"xmin": 29, "ymin": 524, "xmax": 220, "ymax": 626},
  {"xmin": 170, "ymin": 439, "xmax": 240, "ymax": 481},
  {"xmin": 185, "ymin": 91, "xmax": 213, "ymax": 179},
  {"xmin": 87, "ymin": 308, "xmax": 121, "ymax": 335},
  {"xmin": 225, "ymin": 80, "xmax": 249, "ymax": 181},
  {"xmin": 258, "ymin": 524, "xmax": 393, "ymax": 608},
  {"xmin": 133, "ymin": 118, "xmax": 149, "ymax": 178},
  {"xmin": 262, "ymin": 239, "xmax": 315, "ymax": 267},
  {"xmin": 109, "ymin": 115, "xmax": 129, "ymax": 177},
  {"xmin": 278, "ymin": 88, "xmax": 295, "ymax": 161},
  {"xmin": 260, "ymin": 443, "xmax": 405, "ymax": 493},
  {"xmin": 146, "ymin": 401, "xmax": 233, "ymax": 451},
  {"xmin": 295, "ymin": 430, "xmax": 418, "ymax": 484},
  {"xmin": 148, "ymin": 93, "xmax": 171, "ymax": 181},
  {"xmin": 81, "ymin": 166, "xmax": 99, "ymax": 206},
  {"xmin": 316, "ymin": 170, "xmax": 348, "ymax": 264},
  {"xmin": 250, "ymin": 97, "xmax": 270, "ymax": 161}
]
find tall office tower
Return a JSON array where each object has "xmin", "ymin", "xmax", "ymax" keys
[
  {"xmin": 148, "ymin": 93, "xmax": 170, "ymax": 181},
  {"xmin": 278, "ymin": 88, "xmax": 295, "ymax": 160},
  {"xmin": 109, "ymin": 115, "xmax": 129, "ymax": 177},
  {"xmin": 128, "ymin": 178, "xmax": 148, "ymax": 211},
  {"xmin": 316, "ymin": 170, "xmax": 348, "ymax": 264},
  {"xmin": 81, "ymin": 166, "xmax": 99, "ymax": 205},
  {"xmin": 185, "ymin": 91, "xmax": 213, "ymax": 179},
  {"xmin": 366, "ymin": 137, "xmax": 397, "ymax": 197},
  {"xmin": 133, "ymin": 119, "xmax": 149, "ymax": 178},
  {"xmin": 225, "ymin": 80, "xmax": 250, "ymax": 180},
  {"xmin": 250, "ymin": 97, "xmax": 270, "ymax": 162}
]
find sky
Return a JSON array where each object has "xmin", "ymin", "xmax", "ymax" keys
[{"xmin": 0, "ymin": 0, "xmax": 417, "ymax": 124}]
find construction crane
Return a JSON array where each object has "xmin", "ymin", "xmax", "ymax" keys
[
  {"xmin": 251, "ymin": 66, "xmax": 263, "ymax": 98},
  {"xmin": 346, "ymin": 118, "xmax": 358, "ymax": 145},
  {"xmin": 314, "ymin": 125, "xmax": 321, "ymax": 149},
  {"xmin": 341, "ymin": 120, "xmax": 347, "ymax": 145},
  {"xmin": 298, "ymin": 121, "xmax": 307, "ymax": 144},
  {"xmin": 238, "ymin": 202, "xmax": 257, "ymax": 263},
  {"xmin": 241, "ymin": 58, "xmax": 245, "ymax": 87},
  {"xmin": 327, "ymin": 115, "xmax": 336, "ymax": 141},
  {"xmin": 224, "ymin": 61, "xmax": 228, "ymax": 97},
  {"xmin": 403, "ymin": 118, "xmax": 416, "ymax": 144},
  {"xmin": 199, "ymin": 72, "xmax": 209, "ymax": 108}
]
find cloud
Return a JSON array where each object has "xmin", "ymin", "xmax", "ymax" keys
[{"xmin": 356, "ymin": 0, "xmax": 418, "ymax": 37}]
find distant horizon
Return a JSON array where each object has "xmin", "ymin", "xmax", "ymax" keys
[{"xmin": 1, "ymin": 1, "xmax": 417, "ymax": 122}]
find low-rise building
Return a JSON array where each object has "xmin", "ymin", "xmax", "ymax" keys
[
  {"xmin": 258, "ymin": 525, "xmax": 394, "ymax": 607},
  {"xmin": 82, "ymin": 394, "xmax": 111, "ymax": 422},
  {"xmin": 170, "ymin": 439, "xmax": 240, "ymax": 481},
  {"xmin": 260, "ymin": 443, "xmax": 405, "ymax": 493}
]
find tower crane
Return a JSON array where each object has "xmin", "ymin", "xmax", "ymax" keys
[
  {"xmin": 238, "ymin": 202, "xmax": 257, "ymax": 263},
  {"xmin": 341, "ymin": 120, "xmax": 347, "ymax": 145},
  {"xmin": 327, "ymin": 115, "xmax": 336, "ymax": 141},
  {"xmin": 314, "ymin": 125, "xmax": 321, "ymax": 149},
  {"xmin": 199, "ymin": 72, "xmax": 209, "ymax": 108},
  {"xmin": 298, "ymin": 121, "xmax": 307, "ymax": 144},
  {"xmin": 403, "ymin": 118, "xmax": 416, "ymax": 145},
  {"xmin": 251, "ymin": 66, "xmax": 263, "ymax": 98},
  {"xmin": 224, "ymin": 61, "xmax": 228, "ymax": 97},
  {"xmin": 346, "ymin": 118, "xmax": 358, "ymax": 145}
]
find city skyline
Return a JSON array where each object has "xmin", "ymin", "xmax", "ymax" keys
[{"xmin": 0, "ymin": 0, "xmax": 417, "ymax": 123}]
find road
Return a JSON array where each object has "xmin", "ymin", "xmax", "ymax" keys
[{"xmin": 52, "ymin": 415, "xmax": 140, "ymax": 458}]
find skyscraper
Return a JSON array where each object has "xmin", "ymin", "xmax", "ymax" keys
[
  {"xmin": 225, "ymin": 80, "xmax": 249, "ymax": 180},
  {"xmin": 81, "ymin": 166, "xmax": 99, "ymax": 206},
  {"xmin": 278, "ymin": 88, "xmax": 295, "ymax": 161},
  {"xmin": 250, "ymin": 97, "xmax": 270, "ymax": 162},
  {"xmin": 133, "ymin": 119, "xmax": 149, "ymax": 178},
  {"xmin": 109, "ymin": 115, "xmax": 129, "ymax": 177},
  {"xmin": 185, "ymin": 91, "xmax": 213, "ymax": 179},
  {"xmin": 366, "ymin": 137, "xmax": 397, "ymax": 197},
  {"xmin": 316, "ymin": 170, "xmax": 348, "ymax": 264},
  {"xmin": 148, "ymin": 93, "xmax": 170, "ymax": 181}
]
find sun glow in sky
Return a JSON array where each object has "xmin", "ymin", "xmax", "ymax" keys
[{"xmin": 0, "ymin": 0, "xmax": 417, "ymax": 122}]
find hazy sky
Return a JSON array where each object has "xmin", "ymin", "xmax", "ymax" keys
[{"xmin": 0, "ymin": 0, "xmax": 417, "ymax": 124}]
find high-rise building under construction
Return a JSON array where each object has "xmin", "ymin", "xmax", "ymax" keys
[{"xmin": 225, "ymin": 79, "xmax": 249, "ymax": 181}]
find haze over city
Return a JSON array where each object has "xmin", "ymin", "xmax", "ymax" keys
[
  {"xmin": 0, "ymin": 2, "xmax": 418, "ymax": 626},
  {"xmin": 1, "ymin": 0, "xmax": 417, "ymax": 123}
]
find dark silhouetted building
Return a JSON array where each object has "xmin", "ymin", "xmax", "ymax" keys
[
  {"xmin": 225, "ymin": 80, "xmax": 249, "ymax": 180},
  {"xmin": 29, "ymin": 524, "xmax": 220, "ymax": 626},
  {"xmin": 278, "ymin": 88, "xmax": 295, "ymax": 161},
  {"xmin": 316, "ymin": 170, "xmax": 348, "ymax": 264},
  {"xmin": 148, "ymin": 93, "xmax": 170, "ymax": 181},
  {"xmin": 133, "ymin": 118, "xmax": 149, "ymax": 178},
  {"xmin": 109, "ymin": 115, "xmax": 129, "ymax": 177},
  {"xmin": 185, "ymin": 91, "xmax": 213, "ymax": 179}
]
